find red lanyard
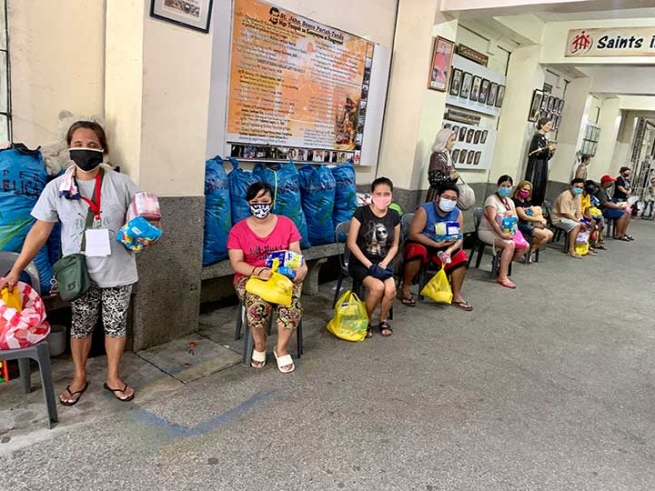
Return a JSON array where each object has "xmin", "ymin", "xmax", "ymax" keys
[{"xmin": 79, "ymin": 172, "xmax": 102, "ymax": 221}]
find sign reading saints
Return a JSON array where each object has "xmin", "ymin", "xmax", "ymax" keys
[{"xmin": 566, "ymin": 27, "xmax": 655, "ymax": 57}]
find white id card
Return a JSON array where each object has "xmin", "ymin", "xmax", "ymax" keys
[{"xmin": 84, "ymin": 229, "xmax": 111, "ymax": 257}]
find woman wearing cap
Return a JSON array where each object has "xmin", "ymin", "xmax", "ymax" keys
[
  {"xmin": 525, "ymin": 117, "xmax": 556, "ymax": 206},
  {"xmin": 426, "ymin": 128, "xmax": 458, "ymax": 202},
  {"xmin": 0, "ymin": 121, "xmax": 139, "ymax": 405},
  {"xmin": 597, "ymin": 174, "xmax": 633, "ymax": 241}
]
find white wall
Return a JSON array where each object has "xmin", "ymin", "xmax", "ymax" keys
[{"xmin": 9, "ymin": 0, "xmax": 105, "ymax": 147}]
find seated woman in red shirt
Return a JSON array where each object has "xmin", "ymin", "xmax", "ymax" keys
[{"xmin": 227, "ymin": 182, "xmax": 308, "ymax": 373}]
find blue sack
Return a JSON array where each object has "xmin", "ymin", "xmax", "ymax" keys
[
  {"xmin": 331, "ymin": 161, "xmax": 357, "ymax": 229},
  {"xmin": 228, "ymin": 157, "xmax": 261, "ymax": 226},
  {"xmin": 0, "ymin": 145, "xmax": 53, "ymax": 293},
  {"xmin": 299, "ymin": 165, "xmax": 336, "ymax": 245},
  {"xmin": 203, "ymin": 156, "xmax": 232, "ymax": 266},
  {"xmin": 254, "ymin": 162, "xmax": 311, "ymax": 249}
]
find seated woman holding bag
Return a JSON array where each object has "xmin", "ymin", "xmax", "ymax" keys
[
  {"xmin": 347, "ymin": 177, "xmax": 401, "ymax": 338},
  {"xmin": 401, "ymin": 184, "xmax": 472, "ymax": 311},
  {"xmin": 227, "ymin": 182, "xmax": 308, "ymax": 373},
  {"xmin": 511, "ymin": 180, "xmax": 553, "ymax": 262},
  {"xmin": 478, "ymin": 175, "xmax": 529, "ymax": 290}
]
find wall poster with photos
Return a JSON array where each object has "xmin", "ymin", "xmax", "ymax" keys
[
  {"xmin": 442, "ymin": 120, "xmax": 496, "ymax": 170},
  {"xmin": 528, "ymin": 90, "xmax": 565, "ymax": 130},
  {"xmin": 445, "ymin": 54, "xmax": 506, "ymax": 118}
]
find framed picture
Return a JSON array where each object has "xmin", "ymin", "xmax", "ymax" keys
[
  {"xmin": 487, "ymin": 82, "xmax": 498, "ymax": 107},
  {"xmin": 547, "ymin": 96, "xmax": 555, "ymax": 111},
  {"xmin": 459, "ymin": 149, "xmax": 468, "ymax": 164},
  {"xmin": 452, "ymin": 149, "xmax": 460, "ymax": 162},
  {"xmin": 428, "ymin": 36, "xmax": 455, "ymax": 92},
  {"xmin": 460, "ymin": 72, "xmax": 473, "ymax": 99},
  {"xmin": 558, "ymin": 98, "xmax": 565, "ymax": 113},
  {"xmin": 451, "ymin": 125, "xmax": 459, "ymax": 136},
  {"xmin": 444, "ymin": 123, "xmax": 452, "ymax": 129},
  {"xmin": 552, "ymin": 115, "xmax": 559, "ymax": 130},
  {"xmin": 479, "ymin": 79, "xmax": 490, "ymax": 104},
  {"xmin": 466, "ymin": 129, "xmax": 474, "ymax": 143},
  {"xmin": 481, "ymin": 130, "xmax": 488, "ymax": 144},
  {"xmin": 470, "ymin": 76, "xmax": 482, "ymax": 102},
  {"xmin": 474, "ymin": 130, "xmax": 481, "ymax": 145},
  {"xmin": 450, "ymin": 69, "xmax": 463, "ymax": 96},
  {"xmin": 150, "ymin": 0, "xmax": 214, "ymax": 33},
  {"xmin": 495, "ymin": 85, "xmax": 505, "ymax": 108},
  {"xmin": 528, "ymin": 89, "xmax": 543, "ymax": 122},
  {"xmin": 467, "ymin": 151, "xmax": 475, "ymax": 164},
  {"xmin": 541, "ymin": 95, "xmax": 549, "ymax": 113},
  {"xmin": 474, "ymin": 151, "xmax": 482, "ymax": 165},
  {"xmin": 459, "ymin": 127, "xmax": 467, "ymax": 142}
]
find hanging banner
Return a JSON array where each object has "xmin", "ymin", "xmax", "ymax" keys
[
  {"xmin": 226, "ymin": 0, "xmax": 375, "ymax": 162},
  {"xmin": 566, "ymin": 27, "xmax": 655, "ymax": 57}
]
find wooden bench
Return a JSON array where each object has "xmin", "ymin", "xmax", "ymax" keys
[{"xmin": 200, "ymin": 243, "xmax": 340, "ymax": 295}]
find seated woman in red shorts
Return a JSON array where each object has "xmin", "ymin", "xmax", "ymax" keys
[{"xmin": 400, "ymin": 183, "xmax": 472, "ymax": 311}]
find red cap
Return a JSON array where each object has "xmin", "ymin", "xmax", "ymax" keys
[{"xmin": 600, "ymin": 174, "xmax": 616, "ymax": 184}]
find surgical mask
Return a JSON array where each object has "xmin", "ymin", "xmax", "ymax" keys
[
  {"xmin": 518, "ymin": 190, "xmax": 530, "ymax": 199},
  {"xmin": 572, "ymin": 187, "xmax": 583, "ymax": 196},
  {"xmin": 70, "ymin": 148, "xmax": 104, "ymax": 172},
  {"xmin": 250, "ymin": 203, "xmax": 271, "ymax": 219},
  {"xmin": 372, "ymin": 196, "xmax": 392, "ymax": 210},
  {"xmin": 439, "ymin": 198, "xmax": 457, "ymax": 212},
  {"xmin": 497, "ymin": 187, "xmax": 512, "ymax": 198}
]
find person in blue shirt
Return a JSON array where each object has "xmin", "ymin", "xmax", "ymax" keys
[{"xmin": 400, "ymin": 184, "xmax": 472, "ymax": 311}]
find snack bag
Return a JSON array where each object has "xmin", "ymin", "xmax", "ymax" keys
[
  {"xmin": 501, "ymin": 216, "xmax": 518, "ymax": 235},
  {"xmin": 575, "ymin": 231, "xmax": 590, "ymax": 256},
  {"xmin": 266, "ymin": 250, "xmax": 304, "ymax": 280},
  {"xmin": 117, "ymin": 216, "xmax": 163, "ymax": 252},
  {"xmin": 434, "ymin": 221, "xmax": 462, "ymax": 241},
  {"xmin": 126, "ymin": 192, "xmax": 161, "ymax": 223}
]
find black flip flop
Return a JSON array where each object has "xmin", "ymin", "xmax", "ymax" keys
[
  {"xmin": 615, "ymin": 235, "xmax": 631, "ymax": 242},
  {"xmin": 453, "ymin": 300, "xmax": 473, "ymax": 312},
  {"xmin": 401, "ymin": 295, "xmax": 416, "ymax": 307},
  {"xmin": 59, "ymin": 382, "xmax": 89, "ymax": 407},
  {"xmin": 103, "ymin": 382, "xmax": 135, "ymax": 402}
]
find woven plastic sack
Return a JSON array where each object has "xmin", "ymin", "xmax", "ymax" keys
[
  {"xmin": 331, "ymin": 162, "xmax": 357, "ymax": 229},
  {"xmin": 254, "ymin": 162, "xmax": 311, "ymax": 249},
  {"xmin": 420, "ymin": 268, "xmax": 453, "ymax": 304},
  {"xmin": 0, "ymin": 282, "xmax": 50, "ymax": 350},
  {"xmin": 245, "ymin": 272, "xmax": 294, "ymax": 307},
  {"xmin": 326, "ymin": 290, "xmax": 369, "ymax": 342},
  {"xmin": 203, "ymin": 156, "xmax": 232, "ymax": 265},
  {"xmin": 299, "ymin": 165, "xmax": 336, "ymax": 245},
  {"xmin": 228, "ymin": 157, "xmax": 261, "ymax": 226}
]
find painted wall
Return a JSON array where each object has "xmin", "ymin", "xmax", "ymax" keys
[{"xmin": 9, "ymin": 0, "xmax": 105, "ymax": 147}]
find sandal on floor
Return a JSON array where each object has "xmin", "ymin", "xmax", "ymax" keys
[
  {"xmin": 103, "ymin": 382, "xmax": 135, "ymax": 402},
  {"xmin": 59, "ymin": 382, "xmax": 89, "ymax": 407},
  {"xmin": 378, "ymin": 321, "xmax": 393, "ymax": 337},
  {"xmin": 625, "ymin": 235, "xmax": 634, "ymax": 241},
  {"xmin": 596, "ymin": 243, "xmax": 608, "ymax": 250},
  {"xmin": 366, "ymin": 324, "xmax": 373, "ymax": 339},
  {"xmin": 614, "ymin": 235, "xmax": 631, "ymax": 242},
  {"xmin": 495, "ymin": 279, "xmax": 516, "ymax": 289},
  {"xmin": 273, "ymin": 348, "xmax": 295, "ymax": 374},
  {"xmin": 401, "ymin": 295, "xmax": 416, "ymax": 307},
  {"xmin": 453, "ymin": 300, "xmax": 473, "ymax": 312},
  {"xmin": 251, "ymin": 349, "xmax": 266, "ymax": 369}
]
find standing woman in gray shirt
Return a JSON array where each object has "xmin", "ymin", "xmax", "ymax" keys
[{"xmin": 0, "ymin": 121, "xmax": 139, "ymax": 405}]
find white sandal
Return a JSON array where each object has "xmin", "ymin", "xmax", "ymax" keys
[
  {"xmin": 251, "ymin": 349, "xmax": 266, "ymax": 368},
  {"xmin": 273, "ymin": 348, "xmax": 295, "ymax": 374}
]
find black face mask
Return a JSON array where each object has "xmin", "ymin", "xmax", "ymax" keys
[{"xmin": 70, "ymin": 148, "xmax": 104, "ymax": 172}]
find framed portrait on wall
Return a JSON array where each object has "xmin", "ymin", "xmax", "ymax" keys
[
  {"xmin": 481, "ymin": 130, "xmax": 488, "ymax": 144},
  {"xmin": 470, "ymin": 76, "xmax": 482, "ymax": 102},
  {"xmin": 452, "ymin": 149, "xmax": 460, "ymax": 162},
  {"xmin": 467, "ymin": 151, "xmax": 475, "ymax": 164},
  {"xmin": 547, "ymin": 96, "xmax": 555, "ymax": 111},
  {"xmin": 460, "ymin": 149, "xmax": 468, "ymax": 164},
  {"xmin": 528, "ymin": 89, "xmax": 543, "ymax": 122},
  {"xmin": 540, "ymin": 95, "xmax": 549, "ymax": 113},
  {"xmin": 459, "ymin": 127, "xmax": 467, "ymax": 141},
  {"xmin": 487, "ymin": 83, "xmax": 498, "ymax": 107},
  {"xmin": 474, "ymin": 130, "xmax": 481, "ymax": 144},
  {"xmin": 466, "ymin": 128, "xmax": 474, "ymax": 143},
  {"xmin": 450, "ymin": 69, "xmax": 463, "ymax": 96},
  {"xmin": 479, "ymin": 79, "xmax": 490, "ymax": 104},
  {"xmin": 558, "ymin": 99, "xmax": 565, "ymax": 113},
  {"xmin": 474, "ymin": 151, "xmax": 481, "ymax": 165},
  {"xmin": 460, "ymin": 72, "xmax": 473, "ymax": 99},
  {"xmin": 150, "ymin": 0, "xmax": 214, "ymax": 33},
  {"xmin": 428, "ymin": 36, "xmax": 455, "ymax": 91},
  {"xmin": 495, "ymin": 85, "xmax": 505, "ymax": 108}
]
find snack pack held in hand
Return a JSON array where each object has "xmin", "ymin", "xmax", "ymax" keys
[
  {"xmin": 117, "ymin": 216, "xmax": 162, "ymax": 252},
  {"xmin": 266, "ymin": 250, "xmax": 304, "ymax": 280},
  {"xmin": 501, "ymin": 216, "xmax": 518, "ymax": 234},
  {"xmin": 126, "ymin": 192, "xmax": 161, "ymax": 222},
  {"xmin": 434, "ymin": 221, "xmax": 462, "ymax": 241}
]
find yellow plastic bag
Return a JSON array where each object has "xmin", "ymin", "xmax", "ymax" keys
[
  {"xmin": 420, "ymin": 268, "xmax": 453, "ymax": 304},
  {"xmin": 1, "ymin": 288, "xmax": 22, "ymax": 312},
  {"xmin": 245, "ymin": 272, "xmax": 294, "ymax": 306},
  {"xmin": 326, "ymin": 290, "xmax": 369, "ymax": 342}
]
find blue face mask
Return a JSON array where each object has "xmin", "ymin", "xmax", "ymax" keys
[
  {"xmin": 572, "ymin": 187, "xmax": 583, "ymax": 196},
  {"xmin": 497, "ymin": 187, "xmax": 512, "ymax": 198}
]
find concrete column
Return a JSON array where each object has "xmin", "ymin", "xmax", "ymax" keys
[
  {"xmin": 105, "ymin": 1, "xmax": 213, "ymax": 349},
  {"xmin": 491, "ymin": 45, "xmax": 543, "ymax": 183},
  {"xmin": 548, "ymin": 76, "xmax": 592, "ymax": 184},
  {"xmin": 611, "ymin": 111, "xmax": 637, "ymax": 170},
  {"xmin": 593, "ymin": 97, "xmax": 622, "ymax": 178},
  {"xmin": 376, "ymin": 0, "xmax": 457, "ymax": 211}
]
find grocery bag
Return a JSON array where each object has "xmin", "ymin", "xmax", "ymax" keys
[
  {"xmin": 245, "ymin": 272, "xmax": 294, "ymax": 307},
  {"xmin": 575, "ymin": 231, "xmax": 590, "ymax": 256},
  {"xmin": 420, "ymin": 267, "xmax": 453, "ymax": 304},
  {"xmin": 0, "ymin": 282, "xmax": 50, "ymax": 350},
  {"xmin": 326, "ymin": 290, "xmax": 369, "ymax": 342}
]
